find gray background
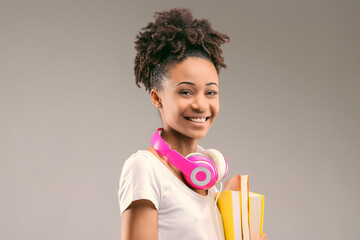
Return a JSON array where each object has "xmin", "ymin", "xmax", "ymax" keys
[{"xmin": 1, "ymin": 0, "xmax": 359, "ymax": 239}]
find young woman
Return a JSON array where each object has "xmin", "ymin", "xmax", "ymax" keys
[{"xmin": 118, "ymin": 8, "xmax": 268, "ymax": 240}]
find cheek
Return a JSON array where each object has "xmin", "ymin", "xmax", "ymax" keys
[
  {"xmin": 169, "ymin": 96, "xmax": 187, "ymax": 112},
  {"xmin": 162, "ymin": 100, "xmax": 181, "ymax": 120},
  {"xmin": 212, "ymin": 100, "xmax": 220, "ymax": 115}
]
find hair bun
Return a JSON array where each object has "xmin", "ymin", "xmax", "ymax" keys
[{"xmin": 134, "ymin": 8, "xmax": 230, "ymax": 92}]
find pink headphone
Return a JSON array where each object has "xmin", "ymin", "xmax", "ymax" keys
[{"xmin": 151, "ymin": 128, "xmax": 228, "ymax": 190}]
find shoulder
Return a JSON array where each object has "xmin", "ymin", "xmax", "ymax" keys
[
  {"xmin": 118, "ymin": 150, "xmax": 164, "ymax": 213},
  {"xmin": 120, "ymin": 149, "xmax": 164, "ymax": 183},
  {"xmin": 123, "ymin": 150, "xmax": 157, "ymax": 170}
]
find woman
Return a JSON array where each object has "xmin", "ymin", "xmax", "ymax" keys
[{"xmin": 118, "ymin": 8, "xmax": 268, "ymax": 240}]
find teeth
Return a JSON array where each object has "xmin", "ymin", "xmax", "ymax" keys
[{"xmin": 188, "ymin": 117, "xmax": 207, "ymax": 123}]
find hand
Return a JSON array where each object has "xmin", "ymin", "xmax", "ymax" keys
[{"xmin": 257, "ymin": 233, "xmax": 268, "ymax": 240}]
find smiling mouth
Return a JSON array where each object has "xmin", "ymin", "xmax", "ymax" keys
[{"xmin": 184, "ymin": 117, "xmax": 210, "ymax": 123}]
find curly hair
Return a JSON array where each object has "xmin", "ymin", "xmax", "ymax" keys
[{"xmin": 134, "ymin": 8, "xmax": 230, "ymax": 92}]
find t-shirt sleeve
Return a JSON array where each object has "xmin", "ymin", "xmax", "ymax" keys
[{"xmin": 118, "ymin": 152, "xmax": 162, "ymax": 214}]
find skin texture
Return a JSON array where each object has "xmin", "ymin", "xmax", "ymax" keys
[
  {"xmin": 121, "ymin": 200, "xmax": 158, "ymax": 240},
  {"xmin": 121, "ymin": 57, "xmax": 268, "ymax": 240}
]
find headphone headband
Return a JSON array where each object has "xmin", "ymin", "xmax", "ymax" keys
[{"xmin": 151, "ymin": 128, "xmax": 171, "ymax": 157}]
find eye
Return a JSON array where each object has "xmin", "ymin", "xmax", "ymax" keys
[
  {"xmin": 179, "ymin": 90, "xmax": 192, "ymax": 96},
  {"xmin": 206, "ymin": 90, "xmax": 218, "ymax": 96}
]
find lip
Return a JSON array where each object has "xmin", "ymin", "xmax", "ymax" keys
[{"xmin": 184, "ymin": 116, "xmax": 211, "ymax": 124}]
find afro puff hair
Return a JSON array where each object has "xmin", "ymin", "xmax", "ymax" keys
[{"xmin": 134, "ymin": 8, "xmax": 230, "ymax": 92}]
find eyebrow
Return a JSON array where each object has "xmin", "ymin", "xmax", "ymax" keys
[
  {"xmin": 206, "ymin": 82, "xmax": 218, "ymax": 87},
  {"xmin": 176, "ymin": 81, "xmax": 218, "ymax": 87}
]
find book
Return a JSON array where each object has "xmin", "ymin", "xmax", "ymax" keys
[
  {"xmin": 215, "ymin": 175, "xmax": 264, "ymax": 240},
  {"xmin": 249, "ymin": 192, "xmax": 264, "ymax": 240}
]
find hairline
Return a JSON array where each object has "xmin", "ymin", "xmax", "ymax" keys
[{"xmin": 150, "ymin": 54, "xmax": 216, "ymax": 92}]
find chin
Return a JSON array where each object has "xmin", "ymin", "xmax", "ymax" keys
[{"xmin": 185, "ymin": 128, "xmax": 210, "ymax": 140}]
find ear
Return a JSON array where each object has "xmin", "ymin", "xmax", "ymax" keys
[{"xmin": 150, "ymin": 88, "xmax": 162, "ymax": 108}]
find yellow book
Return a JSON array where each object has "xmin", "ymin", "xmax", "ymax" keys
[{"xmin": 215, "ymin": 175, "xmax": 264, "ymax": 240}]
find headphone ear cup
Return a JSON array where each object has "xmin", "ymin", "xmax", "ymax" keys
[
  {"xmin": 201, "ymin": 149, "xmax": 227, "ymax": 184},
  {"xmin": 185, "ymin": 152, "xmax": 207, "ymax": 160},
  {"xmin": 185, "ymin": 152, "xmax": 217, "ymax": 189}
]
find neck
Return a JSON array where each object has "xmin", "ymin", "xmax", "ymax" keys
[{"xmin": 161, "ymin": 127, "xmax": 198, "ymax": 156}]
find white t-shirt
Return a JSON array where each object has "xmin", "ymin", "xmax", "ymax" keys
[{"xmin": 118, "ymin": 150, "xmax": 224, "ymax": 240}]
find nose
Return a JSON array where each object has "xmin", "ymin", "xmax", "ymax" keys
[{"xmin": 191, "ymin": 94, "xmax": 208, "ymax": 112}]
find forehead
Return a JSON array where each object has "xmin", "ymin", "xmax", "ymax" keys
[{"xmin": 166, "ymin": 57, "xmax": 219, "ymax": 86}]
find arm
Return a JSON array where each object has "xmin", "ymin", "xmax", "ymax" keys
[{"xmin": 121, "ymin": 199, "xmax": 158, "ymax": 240}]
